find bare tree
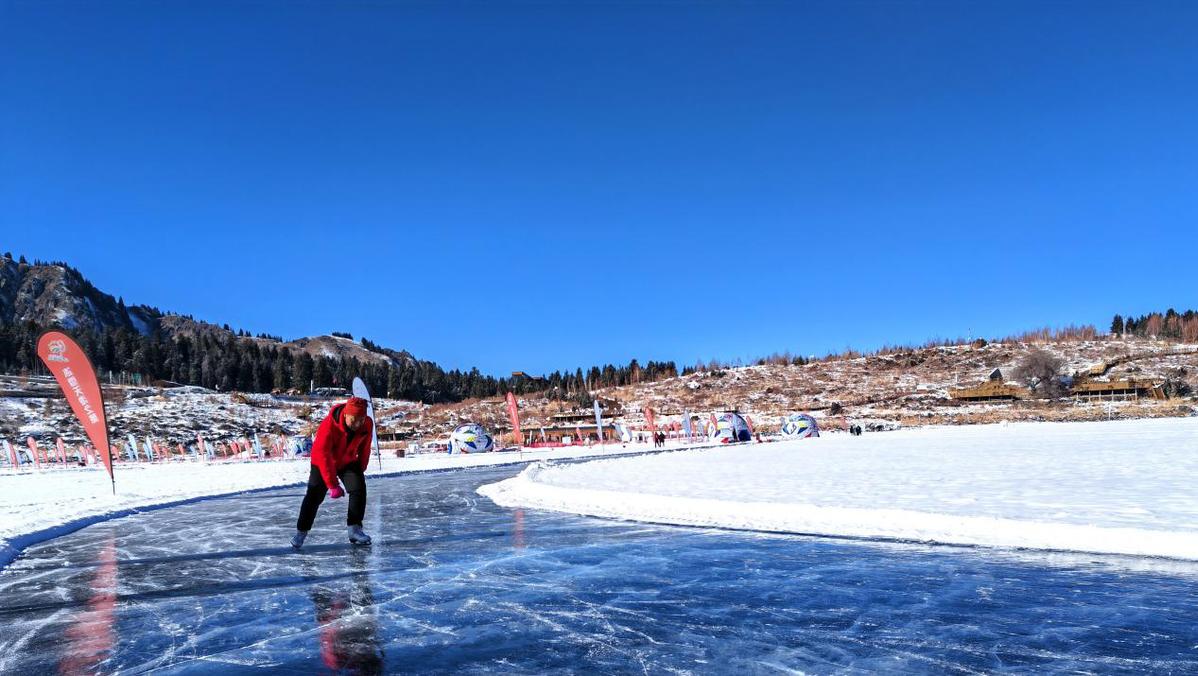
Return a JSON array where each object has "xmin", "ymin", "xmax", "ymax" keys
[
  {"xmin": 1184, "ymin": 317, "xmax": 1198, "ymax": 344},
  {"xmin": 1013, "ymin": 349, "xmax": 1066, "ymax": 398},
  {"xmin": 1146, "ymin": 313, "xmax": 1164, "ymax": 338}
]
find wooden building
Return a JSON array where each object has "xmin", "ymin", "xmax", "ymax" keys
[
  {"xmin": 1070, "ymin": 379, "xmax": 1166, "ymax": 402},
  {"xmin": 950, "ymin": 380, "xmax": 1027, "ymax": 402},
  {"xmin": 523, "ymin": 423, "xmax": 622, "ymax": 446}
]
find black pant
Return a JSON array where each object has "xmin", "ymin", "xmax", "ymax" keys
[{"xmin": 297, "ymin": 464, "xmax": 367, "ymax": 531}]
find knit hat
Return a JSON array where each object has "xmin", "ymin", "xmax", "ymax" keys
[{"xmin": 344, "ymin": 397, "xmax": 368, "ymax": 417}]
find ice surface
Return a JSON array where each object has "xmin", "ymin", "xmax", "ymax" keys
[
  {"xmin": 0, "ymin": 466, "xmax": 1196, "ymax": 673},
  {"xmin": 481, "ymin": 417, "xmax": 1198, "ymax": 559}
]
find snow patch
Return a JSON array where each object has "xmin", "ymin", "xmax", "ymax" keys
[{"xmin": 479, "ymin": 418, "xmax": 1198, "ymax": 560}]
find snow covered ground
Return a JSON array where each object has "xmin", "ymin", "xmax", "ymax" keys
[
  {"xmin": 480, "ymin": 417, "xmax": 1198, "ymax": 560},
  {"xmin": 0, "ymin": 440, "xmax": 678, "ymax": 568}
]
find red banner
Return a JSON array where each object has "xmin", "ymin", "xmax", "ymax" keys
[
  {"xmin": 27, "ymin": 437, "xmax": 42, "ymax": 469},
  {"xmin": 37, "ymin": 331, "xmax": 114, "ymax": 486},
  {"xmin": 505, "ymin": 392, "xmax": 522, "ymax": 445},
  {"xmin": 645, "ymin": 407, "xmax": 657, "ymax": 434},
  {"xmin": 56, "ymin": 437, "xmax": 67, "ymax": 464}
]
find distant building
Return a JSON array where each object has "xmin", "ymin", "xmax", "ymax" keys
[
  {"xmin": 950, "ymin": 378, "xmax": 1026, "ymax": 402},
  {"xmin": 523, "ymin": 424, "xmax": 621, "ymax": 445},
  {"xmin": 1070, "ymin": 379, "xmax": 1166, "ymax": 402},
  {"xmin": 511, "ymin": 371, "xmax": 545, "ymax": 382}
]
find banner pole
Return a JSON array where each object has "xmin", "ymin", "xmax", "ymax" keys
[{"xmin": 98, "ymin": 374, "xmax": 114, "ymax": 494}]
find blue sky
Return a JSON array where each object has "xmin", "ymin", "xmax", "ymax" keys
[{"xmin": 2, "ymin": 1, "xmax": 1196, "ymax": 376}]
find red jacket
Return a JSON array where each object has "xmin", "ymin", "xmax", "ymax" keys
[{"xmin": 311, "ymin": 403, "xmax": 373, "ymax": 489}]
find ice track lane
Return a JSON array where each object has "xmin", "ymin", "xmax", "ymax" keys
[{"xmin": 2, "ymin": 465, "xmax": 1197, "ymax": 674}]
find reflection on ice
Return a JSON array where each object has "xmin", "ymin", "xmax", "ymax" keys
[
  {"xmin": 512, "ymin": 508, "xmax": 526, "ymax": 550},
  {"xmin": 0, "ymin": 465, "xmax": 1195, "ymax": 673},
  {"xmin": 307, "ymin": 551, "xmax": 383, "ymax": 674},
  {"xmin": 59, "ymin": 532, "xmax": 117, "ymax": 675}
]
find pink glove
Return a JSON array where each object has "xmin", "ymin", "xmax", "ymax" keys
[{"xmin": 328, "ymin": 485, "xmax": 345, "ymax": 499}]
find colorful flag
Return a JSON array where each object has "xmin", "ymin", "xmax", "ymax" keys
[
  {"xmin": 593, "ymin": 400, "xmax": 605, "ymax": 443},
  {"xmin": 37, "ymin": 332, "xmax": 114, "ymax": 487},
  {"xmin": 505, "ymin": 392, "xmax": 522, "ymax": 445},
  {"xmin": 27, "ymin": 437, "xmax": 41, "ymax": 470}
]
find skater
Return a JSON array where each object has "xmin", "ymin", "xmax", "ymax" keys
[{"xmin": 291, "ymin": 396, "xmax": 374, "ymax": 549}]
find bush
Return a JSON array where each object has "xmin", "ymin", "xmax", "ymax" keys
[{"xmin": 1013, "ymin": 349, "xmax": 1066, "ymax": 398}]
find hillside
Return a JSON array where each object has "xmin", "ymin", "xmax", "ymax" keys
[
  {"xmin": 1, "ymin": 337, "xmax": 1195, "ymax": 451},
  {"xmin": 419, "ymin": 337, "xmax": 1198, "ymax": 438},
  {"xmin": 0, "ymin": 255, "xmax": 409, "ymax": 369},
  {"xmin": 2, "ymin": 254, "xmax": 1196, "ymax": 447}
]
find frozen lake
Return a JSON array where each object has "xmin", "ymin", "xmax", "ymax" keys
[{"xmin": 1, "ymin": 464, "xmax": 1196, "ymax": 673}]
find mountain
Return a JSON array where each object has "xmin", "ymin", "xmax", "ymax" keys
[
  {"xmin": 0, "ymin": 255, "xmax": 159, "ymax": 335},
  {"xmin": 0, "ymin": 254, "xmax": 673, "ymax": 402},
  {"xmin": 0, "ymin": 254, "xmax": 503, "ymax": 401},
  {"xmin": 0, "ymin": 255, "xmax": 409, "ymax": 368}
]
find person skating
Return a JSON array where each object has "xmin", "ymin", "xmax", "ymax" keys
[{"xmin": 291, "ymin": 396, "xmax": 374, "ymax": 548}]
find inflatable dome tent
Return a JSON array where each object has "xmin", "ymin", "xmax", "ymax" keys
[
  {"xmin": 449, "ymin": 423, "xmax": 494, "ymax": 454},
  {"xmin": 707, "ymin": 412, "xmax": 752, "ymax": 443},
  {"xmin": 781, "ymin": 413, "xmax": 820, "ymax": 439}
]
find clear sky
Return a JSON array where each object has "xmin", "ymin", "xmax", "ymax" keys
[{"xmin": 2, "ymin": 1, "xmax": 1195, "ymax": 376}]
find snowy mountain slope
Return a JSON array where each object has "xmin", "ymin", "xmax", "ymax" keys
[
  {"xmin": 1, "ymin": 257, "xmax": 431, "ymax": 374},
  {"xmin": 0, "ymin": 256, "xmax": 150, "ymax": 334}
]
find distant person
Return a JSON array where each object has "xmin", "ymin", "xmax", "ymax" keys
[{"xmin": 291, "ymin": 397, "xmax": 374, "ymax": 549}]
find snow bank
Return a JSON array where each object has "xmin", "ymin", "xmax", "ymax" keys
[
  {"xmin": 0, "ymin": 441, "xmax": 675, "ymax": 568},
  {"xmin": 479, "ymin": 418, "xmax": 1198, "ymax": 560}
]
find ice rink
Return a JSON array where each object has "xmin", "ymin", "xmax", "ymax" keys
[{"xmin": 2, "ymin": 464, "xmax": 1197, "ymax": 673}]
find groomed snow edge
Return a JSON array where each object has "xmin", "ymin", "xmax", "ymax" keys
[{"xmin": 478, "ymin": 418, "xmax": 1198, "ymax": 560}]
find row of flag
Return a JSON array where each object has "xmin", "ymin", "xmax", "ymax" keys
[{"xmin": 2, "ymin": 430, "xmax": 305, "ymax": 468}]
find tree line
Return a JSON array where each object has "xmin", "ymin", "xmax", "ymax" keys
[
  {"xmin": 0, "ymin": 319, "xmax": 678, "ymax": 403},
  {"xmin": 1111, "ymin": 309, "xmax": 1198, "ymax": 343}
]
